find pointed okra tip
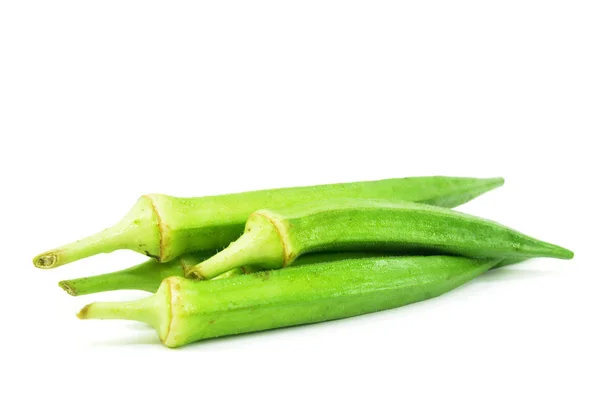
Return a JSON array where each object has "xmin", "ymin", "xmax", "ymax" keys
[
  {"xmin": 541, "ymin": 239, "xmax": 575, "ymax": 260},
  {"xmin": 476, "ymin": 176, "xmax": 504, "ymax": 192},
  {"xmin": 490, "ymin": 177, "xmax": 505, "ymax": 187},
  {"xmin": 560, "ymin": 247, "xmax": 575, "ymax": 260}
]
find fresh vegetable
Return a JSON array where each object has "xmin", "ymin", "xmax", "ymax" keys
[
  {"xmin": 58, "ymin": 252, "xmax": 407, "ymax": 296},
  {"xmin": 186, "ymin": 199, "xmax": 573, "ymax": 279},
  {"xmin": 33, "ymin": 176, "xmax": 504, "ymax": 269},
  {"xmin": 77, "ymin": 256, "xmax": 504, "ymax": 348}
]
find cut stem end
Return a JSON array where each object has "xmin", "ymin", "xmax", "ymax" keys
[
  {"xmin": 185, "ymin": 269, "xmax": 206, "ymax": 280},
  {"xmin": 59, "ymin": 281, "xmax": 78, "ymax": 296},
  {"xmin": 33, "ymin": 252, "xmax": 59, "ymax": 269},
  {"xmin": 77, "ymin": 304, "xmax": 93, "ymax": 319}
]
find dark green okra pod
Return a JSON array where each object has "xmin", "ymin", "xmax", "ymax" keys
[{"xmin": 187, "ymin": 199, "xmax": 573, "ymax": 279}]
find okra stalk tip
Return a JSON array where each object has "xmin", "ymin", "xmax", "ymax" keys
[
  {"xmin": 33, "ymin": 252, "xmax": 58, "ymax": 269},
  {"xmin": 185, "ymin": 269, "xmax": 205, "ymax": 280},
  {"xmin": 58, "ymin": 281, "xmax": 78, "ymax": 296},
  {"xmin": 76, "ymin": 304, "xmax": 92, "ymax": 319}
]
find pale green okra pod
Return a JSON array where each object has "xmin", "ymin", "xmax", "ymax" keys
[
  {"xmin": 33, "ymin": 176, "xmax": 504, "ymax": 269},
  {"xmin": 77, "ymin": 255, "xmax": 504, "ymax": 348},
  {"xmin": 187, "ymin": 199, "xmax": 573, "ymax": 279}
]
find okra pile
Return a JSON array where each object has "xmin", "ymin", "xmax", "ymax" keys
[{"xmin": 33, "ymin": 176, "xmax": 573, "ymax": 348}]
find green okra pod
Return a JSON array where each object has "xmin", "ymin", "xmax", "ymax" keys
[
  {"xmin": 186, "ymin": 199, "xmax": 573, "ymax": 279},
  {"xmin": 33, "ymin": 176, "xmax": 504, "ymax": 269},
  {"xmin": 58, "ymin": 251, "xmax": 405, "ymax": 296},
  {"xmin": 77, "ymin": 255, "xmax": 504, "ymax": 348}
]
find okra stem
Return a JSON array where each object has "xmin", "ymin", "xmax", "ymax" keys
[
  {"xmin": 77, "ymin": 295, "xmax": 162, "ymax": 329},
  {"xmin": 34, "ymin": 176, "xmax": 504, "ymax": 269},
  {"xmin": 57, "ymin": 252, "xmax": 242, "ymax": 296},
  {"xmin": 59, "ymin": 256, "xmax": 188, "ymax": 296},
  {"xmin": 34, "ymin": 196, "xmax": 160, "ymax": 269}
]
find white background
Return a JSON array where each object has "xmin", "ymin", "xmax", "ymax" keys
[{"xmin": 1, "ymin": 1, "xmax": 598, "ymax": 396}]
